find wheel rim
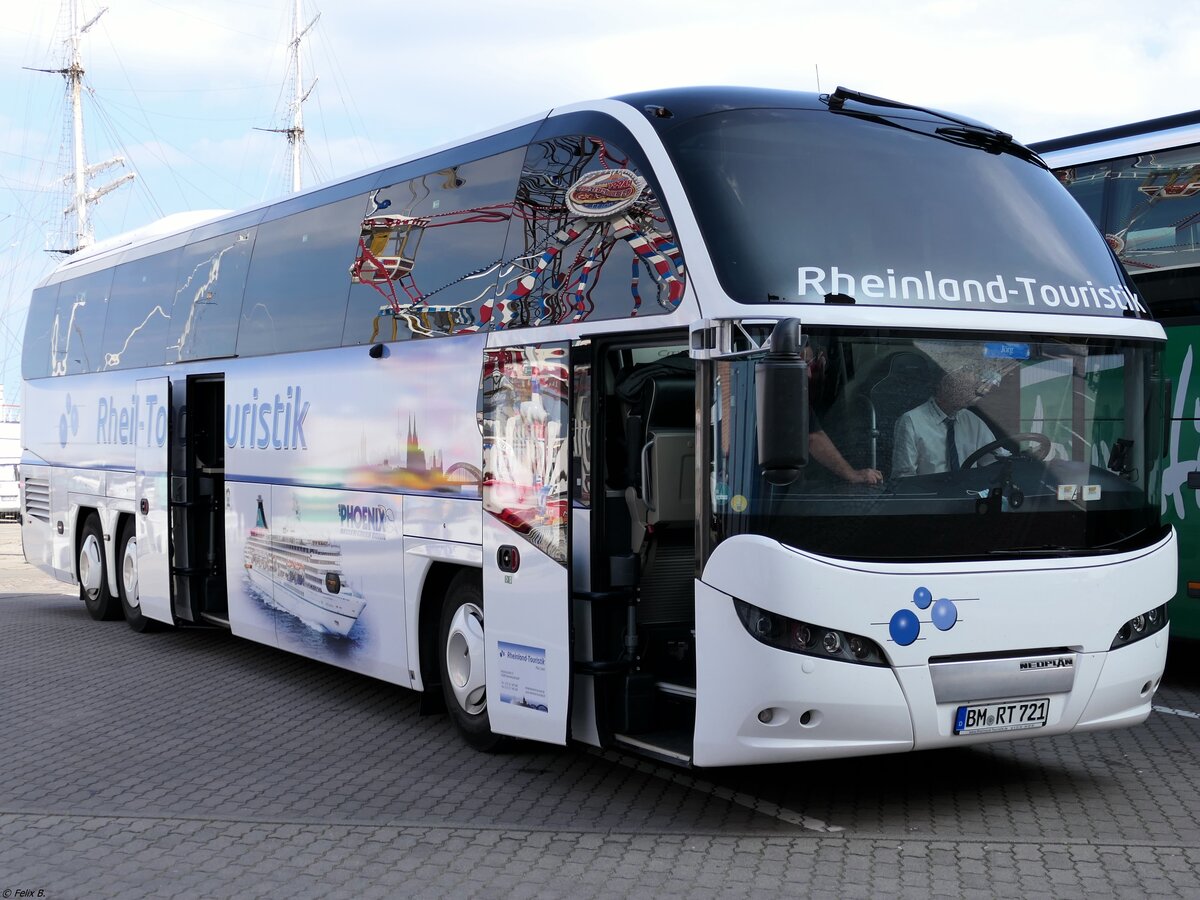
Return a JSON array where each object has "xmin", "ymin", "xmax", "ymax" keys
[
  {"xmin": 446, "ymin": 601, "xmax": 486, "ymax": 716},
  {"xmin": 79, "ymin": 533, "xmax": 103, "ymax": 599},
  {"xmin": 122, "ymin": 535, "xmax": 139, "ymax": 609}
]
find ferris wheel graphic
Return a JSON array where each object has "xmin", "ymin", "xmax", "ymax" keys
[
  {"xmin": 348, "ymin": 137, "xmax": 686, "ymax": 337},
  {"xmin": 1099, "ymin": 155, "xmax": 1200, "ymax": 269}
]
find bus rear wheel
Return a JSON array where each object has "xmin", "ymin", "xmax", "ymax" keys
[
  {"xmin": 438, "ymin": 570, "xmax": 504, "ymax": 751},
  {"xmin": 117, "ymin": 517, "xmax": 161, "ymax": 633},
  {"xmin": 78, "ymin": 515, "xmax": 121, "ymax": 621}
]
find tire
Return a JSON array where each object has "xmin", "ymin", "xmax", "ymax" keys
[
  {"xmin": 438, "ymin": 570, "xmax": 505, "ymax": 751},
  {"xmin": 78, "ymin": 515, "xmax": 121, "ymax": 621},
  {"xmin": 117, "ymin": 517, "xmax": 162, "ymax": 633}
]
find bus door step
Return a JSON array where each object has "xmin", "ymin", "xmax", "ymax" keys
[
  {"xmin": 655, "ymin": 681, "xmax": 696, "ymax": 699},
  {"xmin": 198, "ymin": 611, "xmax": 230, "ymax": 629},
  {"xmin": 611, "ymin": 730, "xmax": 693, "ymax": 767}
]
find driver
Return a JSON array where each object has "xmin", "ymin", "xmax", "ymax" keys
[{"xmin": 891, "ymin": 366, "xmax": 1001, "ymax": 477}]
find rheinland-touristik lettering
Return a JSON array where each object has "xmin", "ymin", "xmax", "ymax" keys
[
  {"xmin": 225, "ymin": 385, "xmax": 310, "ymax": 450},
  {"xmin": 95, "ymin": 392, "xmax": 168, "ymax": 447},
  {"xmin": 799, "ymin": 266, "xmax": 1147, "ymax": 313}
]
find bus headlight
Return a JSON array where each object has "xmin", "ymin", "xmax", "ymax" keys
[
  {"xmin": 733, "ymin": 598, "xmax": 887, "ymax": 666},
  {"xmin": 1111, "ymin": 604, "xmax": 1168, "ymax": 649}
]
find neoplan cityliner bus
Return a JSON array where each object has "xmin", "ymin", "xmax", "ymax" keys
[{"xmin": 20, "ymin": 87, "xmax": 1172, "ymax": 767}]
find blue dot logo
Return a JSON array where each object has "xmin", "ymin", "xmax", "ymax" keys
[
  {"xmin": 58, "ymin": 394, "xmax": 79, "ymax": 449},
  {"xmin": 888, "ymin": 586, "xmax": 969, "ymax": 644},
  {"xmin": 889, "ymin": 609, "xmax": 920, "ymax": 646},
  {"xmin": 932, "ymin": 599, "xmax": 958, "ymax": 631}
]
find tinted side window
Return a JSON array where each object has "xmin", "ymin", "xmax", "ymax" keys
[
  {"xmin": 491, "ymin": 134, "xmax": 685, "ymax": 329},
  {"xmin": 22, "ymin": 284, "xmax": 61, "ymax": 380},
  {"xmin": 101, "ymin": 249, "xmax": 181, "ymax": 370},
  {"xmin": 343, "ymin": 147, "xmax": 524, "ymax": 343},
  {"xmin": 236, "ymin": 196, "xmax": 362, "ymax": 357},
  {"xmin": 54, "ymin": 269, "xmax": 115, "ymax": 375},
  {"xmin": 168, "ymin": 229, "xmax": 256, "ymax": 362},
  {"xmin": 1054, "ymin": 161, "xmax": 1107, "ymax": 229},
  {"xmin": 1097, "ymin": 146, "xmax": 1200, "ymax": 277}
]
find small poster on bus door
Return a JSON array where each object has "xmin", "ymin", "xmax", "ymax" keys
[{"xmin": 497, "ymin": 641, "xmax": 549, "ymax": 713}]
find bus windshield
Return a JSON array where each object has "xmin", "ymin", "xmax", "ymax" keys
[
  {"xmin": 665, "ymin": 108, "xmax": 1147, "ymax": 317},
  {"xmin": 710, "ymin": 328, "xmax": 1167, "ymax": 561}
]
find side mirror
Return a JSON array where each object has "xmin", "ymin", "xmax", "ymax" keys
[{"xmin": 755, "ymin": 319, "xmax": 810, "ymax": 485}]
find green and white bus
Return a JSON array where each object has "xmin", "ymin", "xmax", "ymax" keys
[{"xmin": 1035, "ymin": 113, "xmax": 1200, "ymax": 640}]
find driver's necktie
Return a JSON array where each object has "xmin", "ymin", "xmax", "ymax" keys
[{"xmin": 945, "ymin": 417, "xmax": 959, "ymax": 472}]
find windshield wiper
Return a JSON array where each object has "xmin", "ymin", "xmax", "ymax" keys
[
  {"xmin": 933, "ymin": 125, "xmax": 1044, "ymax": 164},
  {"xmin": 823, "ymin": 86, "xmax": 1047, "ymax": 168}
]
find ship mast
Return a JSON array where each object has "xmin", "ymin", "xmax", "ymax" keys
[
  {"xmin": 258, "ymin": 0, "xmax": 319, "ymax": 193},
  {"xmin": 28, "ymin": 1, "xmax": 135, "ymax": 254}
]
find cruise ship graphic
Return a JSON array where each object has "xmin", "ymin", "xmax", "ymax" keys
[{"xmin": 242, "ymin": 496, "xmax": 366, "ymax": 637}]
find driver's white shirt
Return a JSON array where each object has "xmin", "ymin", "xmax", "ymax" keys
[{"xmin": 891, "ymin": 398, "xmax": 997, "ymax": 477}]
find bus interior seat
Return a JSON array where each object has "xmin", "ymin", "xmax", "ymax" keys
[
  {"xmin": 624, "ymin": 375, "xmax": 694, "ymax": 543},
  {"xmin": 866, "ymin": 352, "xmax": 935, "ymax": 473}
]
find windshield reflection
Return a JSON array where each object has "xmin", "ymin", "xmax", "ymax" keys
[{"xmin": 710, "ymin": 328, "xmax": 1166, "ymax": 561}]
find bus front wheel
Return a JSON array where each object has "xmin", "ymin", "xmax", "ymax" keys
[
  {"xmin": 117, "ymin": 517, "xmax": 161, "ymax": 633},
  {"xmin": 438, "ymin": 570, "xmax": 504, "ymax": 751},
  {"xmin": 78, "ymin": 515, "xmax": 121, "ymax": 621}
]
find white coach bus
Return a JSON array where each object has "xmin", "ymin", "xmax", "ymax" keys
[{"xmin": 19, "ymin": 87, "xmax": 1173, "ymax": 766}]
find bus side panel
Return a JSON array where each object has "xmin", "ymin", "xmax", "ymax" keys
[
  {"xmin": 224, "ymin": 481, "xmax": 279, "ymax": 648},
  {"xmin": 19, "ymin": 463, "xmax": 55, "ymax": 578},
  {"xmin": 220, "ymin": 339, "xmax": 486, "ymax": 684},
  {"xmin": 51, "ymin": 466, "xmax": 73, "ymax": 579},
  {"xmin": 401, "ymin": 495, "xmax": 484, "ymax": 693},
  {"xmin": 22, "ymin": 372, "xmax": 141, "ymax": 585},
  {"xmin": 1161, "ymin": 328, "xmax": 1200, "ymax": 639},
  {"xmin": 224, "ymin": 481, "xmax": 412, "ymax": 686}
]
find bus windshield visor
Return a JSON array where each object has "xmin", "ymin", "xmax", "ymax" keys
[
  {"xmin": 665, "ymin": 108, "xmax": 1147, "ymax": 317},
  {"xmin": 710, "ymin": 328, "xmax": 1167, "ymax": 560}
]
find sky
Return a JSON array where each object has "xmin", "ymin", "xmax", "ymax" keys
[{"xmin": 1, "ymin": 0, "xmax": 1198, "ymax": 402}]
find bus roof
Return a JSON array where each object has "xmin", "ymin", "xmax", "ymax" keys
[
  {"xmin": 48, "ymin": 86, "xmax": 1010, "ymax": 285},
  {"xmin": 1031, "ymin": 108, "xmax": 1200, "ymax": 166}
]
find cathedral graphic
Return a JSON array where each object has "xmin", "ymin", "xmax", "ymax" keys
[{"xmin": 354, "ymin": 415, "xmax": 480, "ymax": 495}]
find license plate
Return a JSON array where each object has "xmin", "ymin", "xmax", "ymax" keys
[{"xmin": 954, "ymin": 697, "xmax": 1049, "ymax": 735}]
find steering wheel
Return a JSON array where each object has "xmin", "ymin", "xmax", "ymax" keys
[{"xmin": 960, "ymin": 432, "xmax": 1051, "ymax": 469}]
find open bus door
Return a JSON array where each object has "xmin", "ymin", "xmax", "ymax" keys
[
  {"xmin": 480, "ymin": 343, "xmax": 572, "ymax": 744},
  {"xmin": 134, "ymin": 376, "xmax": 173, "ymax": 625}
]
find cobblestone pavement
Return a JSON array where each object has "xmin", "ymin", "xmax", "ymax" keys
[{"xmin": 1, "ymin": 520, "xmax": 1198, "ymax": 898}]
